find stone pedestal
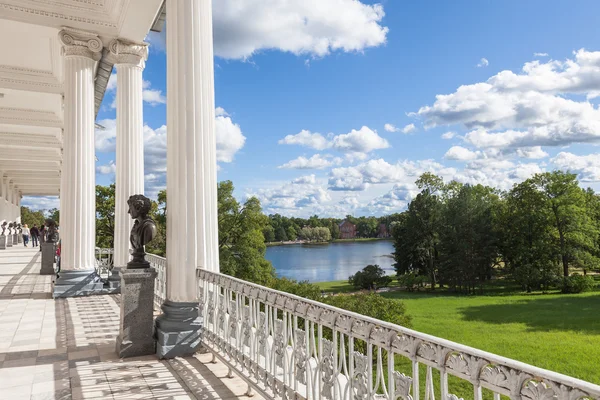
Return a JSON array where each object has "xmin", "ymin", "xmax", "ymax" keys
[
  {"xmin": 17, "ymin": 234, "xmax": 22, "ymax": 244},
  {"xmin": 116, "ymin": 268, "xmax": 157, "ymax": 358},
  {"xmin": 106, "ymin": 266, "xmax": 122, "ymax": 293},
  {"xmin": 155, "ymin": 301, "xmax": 202, "ymax": 359},
  {"xmin": 6, "ymin": 234, "xmax": 12, "ymax": 247},
  {"xmin": 40, "ymin": 243, "xmax": 56, "ymax": 275},
  {"xmin": 12, "ymin": 234, "xmax": 17, "ymax": 245},
  {"xmin": 0, "ymin": 235, "xmax": 6, "ymax": 250}
]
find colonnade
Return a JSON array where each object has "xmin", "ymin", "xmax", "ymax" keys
[{"xmin": 0, "ymin": 175, "xmax": 21, "ymax": 226}]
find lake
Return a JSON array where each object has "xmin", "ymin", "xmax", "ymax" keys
[{"xmin": 265, "ymin": 240, "xmax": 395, "ymax": 282}]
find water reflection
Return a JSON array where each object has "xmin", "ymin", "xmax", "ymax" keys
[{"xmin": 265, "ymin": 240, "xmax": 395, "ymax": 282}]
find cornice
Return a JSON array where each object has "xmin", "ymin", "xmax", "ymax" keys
[
  {"xmin": 58, "ymin": 27, "xmax": 104, "ymax": 61},
  {"xmin": 0, "ymin": 4, "xmax": 117, "ymax": 28},
  {"xmin": 107, "ymin": 39, "xmax": 148, "ymax": 68}
]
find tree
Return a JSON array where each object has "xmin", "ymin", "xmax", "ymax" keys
[
  {"xmin": 275, "ymin": 226, "xmax": 288, "ymax": 242},
  {"xmin": 20, "ymin": 206, "xmax": 46, "ymax": 227},
  {"xmin": 532, "ymin": 171, "xmax": 599, "ymax": 277},
  {"xmin": 439, "ymin": 184, "xmax": 500, "ymax": 293},
  {"xmin": 349, "ymin": 264, "xmax": 392, "ymax": 291},
  {"xmin": 218, "ymin": 181, "xmax": 275, "ymax": 285},
  {"xmin": 393, "ymin": 179, "xmax": 442, "ymax": 289},
  {"xmin": 95, "ymin": 184, "xmax": 115, "ymax": 248},
  {"xmin": 48, "ymin": 208, "xmax": 60, "ymax": 224}
]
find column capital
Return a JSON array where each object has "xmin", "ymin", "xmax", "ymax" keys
[
  {"xmin": 59, "ymin": 27, "xmax": 103, "ymax": 61},
  {"xmin": 108, "ymin": 39, "xmax": 148, "ymax": 68}
]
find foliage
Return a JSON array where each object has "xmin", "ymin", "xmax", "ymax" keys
[
  {"xmin": 20, "ymin": 206, "xmax": 46, "ymax": 227},
  {"xmin": 218, "ymin": 181, "xmax": 275, "ymax": 285},
  {"xmin": 298, "ymin": 226, "xmax": 331, "ymax": 242},
  {"xmin": 269, "ymin": 277, "xmax": 322, "ymax": 301},
  {"xmin": 348, "ymin": 264, "xmax": 392, "ymax": 290},
  {"xmin": 324, "ymin": 293, "xmax": 412, "ymax": 328},
  {"xmin": 397, "ymin": 273, "xmax": 428, "ymax": 292},
  {"xmin": 95, "ymin": 184, "xmax": 115, "ymax": 248},
  {"xmin": 560, "ymin": 274, "xmax": 596, "ymax": 294}
]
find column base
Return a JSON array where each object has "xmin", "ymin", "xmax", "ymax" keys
[
  {"xmin": 40, "ymin": 243, "xmax": 55, "ymax": 275},
  {"xmin": 155, "ymin": 300, "xmax": 203, "ymax": 359},
  {"xmin": 52, "ymin": 270, "xmax": 115, "ymax": 298},
  {"xmin": 0, "ymin": 235, "xmax": 6, "ymax": 250},
  {"xmin": 105, "ymin": 266, "xmax": 123, "ymax": 293}
]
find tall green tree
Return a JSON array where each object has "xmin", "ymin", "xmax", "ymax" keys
[
  {"xmin": 95, "ymin": 184, "xmax": 116, "ymax": 248},
  {"xmin": 532, "ymin": 171, "xmax": 599, "ymax": 277},
  {"xmin": 218, "ymin": 181, "xmax": 275, "ymax": 285},
  {"xmin": 20, "ymin": 206, "xmax": 46, "ymax": 227}
]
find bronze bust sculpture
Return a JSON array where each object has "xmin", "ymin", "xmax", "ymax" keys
[
  {"xmin": 8, "ymin": 222, "xmax": 13, "ymax": 235},
  {"xmin": 1, "ymin": 221, "xmax": 6, "ymax": 236},
  {"xmin": 127, "ymin": 194, "xmax": 157, "ymax": 269},
  {"xmin": 45, "ymin": 219, "xmax": 58, "ymax": 243}
]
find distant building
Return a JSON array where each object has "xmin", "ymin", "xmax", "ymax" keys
[
  {"xmin": 377, "ymin": 223, "xmax": 390, "ymax": 238},
  {"xmin": 339, "ymin": 220, "xmax": 357, "ymax": 239}
]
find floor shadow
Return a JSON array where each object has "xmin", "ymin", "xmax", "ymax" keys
[{"xmin": 459, "ymin": 293, "xmax": 600, "ymax": 334}]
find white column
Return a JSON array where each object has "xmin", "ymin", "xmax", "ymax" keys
[
  {"xmin": 109, "ymin": 39, "xmax": 148, "ymax": 268},
  {"xmin": 0, "ymin": 174, "xmax": 5, "ymax": 224},
  {"xmin": 7, "ymin": 181, "xmax": 13, "ymax": 222},
  {"xmin": 165, "ymin": 0, "xmax": 219, "ymax": 303},
  {"xmin": 58, "ymin": 28, "xmax": 102, "ymax": 271},
  {"xmin": 15, "ymin": 191, "xmax": 20, "ymax": 224}
]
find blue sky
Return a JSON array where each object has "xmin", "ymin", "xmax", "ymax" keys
[{"xmin": 24, "ymin": 0, "xmax": 600, "ymax": 216}]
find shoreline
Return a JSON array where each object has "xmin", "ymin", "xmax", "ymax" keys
[{"xmin": 266, "ymin": 237, "xmax": 392, "ymax": 247}]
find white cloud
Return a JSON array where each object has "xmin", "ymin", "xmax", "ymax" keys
[
  {"xmin": 444, "ymin": 146, "xmax": 479, "ymax": 161},
  {"xmin": 384, "ymin": 123, "xmax": 399, "ymax": 132},
  {"xmin": 477, "ymin": 57, "xmax": 489, "ymax": 68},
  {"xmin": 278, "ymin": 130, "xmax": 329, "ymax": 150},
  {"xmin": 330, "ymin": 126, "xmax": 390, "ymax": 154},
  {"xmin": 401, "ymin": 123, "xmax": 417, "ymax": 134},
  {"xmin": 213, "ymin": 0, "xmax": 388, "ymax": 59},
  {"xmin": 534, "ymin": 52, "xmax": 549, "ymax": 57},
  {"xmin": 95, "ymin": 119, "xmax": 117, "ymax": 152},
  {"xmin": 279, "ymin": 126, "xmax": 389, "ymax": 158},
  {"xmin": 417, "ymin": 49, "xmax": 600, "ymax": 151},
  {"xmin": 292, "ymin": 174, "xmax": 317, "ymax": 184},
  {"xmin": 106, "ymin": 73, "xmax": 117, "ymax": 91},
  {"xmin": 248, "ymin": 178, "xmax": 332, "ymax": 213},
  {"xmin": 441, "ymin": 131, "xmax": 456, "ymax": 139},
  {"xmin": 365, "ymin": 183, "xmax": 418, "ymax": 214},
  {"xmin": 96, "ymin": 161, "xmax": 116, "ymax": 175},
  {"xmin": 515, "ymin": 146, "xmax": 548, "ymax": 159},
  {"xmin": 216, "ymin": 114, "xmax": 246, "ymax": 162},
  {"xmin": 279, "ymin": 154, "xmax": 338, "ymax": 169},
  {"xmin": 142, "ymin": 88, "xmax": 166, "ymax": 106},
  {"xmin": 21, "ymin": 196, "xmax": 59, "ymax": 211},
  {"xmin": 551, "ymin": 152, "xmax": 600, "ymax": 181}
]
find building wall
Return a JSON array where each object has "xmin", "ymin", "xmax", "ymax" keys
[{"xmin": 339, "ymin": 220, "xmax": 357, "ymax": 239}]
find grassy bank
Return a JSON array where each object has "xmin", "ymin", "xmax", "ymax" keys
[
  {"xmin": 315, "ymin": 279, "xmax": 600, "ymax": 386},
  {"xmin": 332, "ymin": 237, "xmax": 392, "ymax": 243}
]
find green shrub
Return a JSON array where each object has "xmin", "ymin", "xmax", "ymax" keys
[
  {"xmin": 397, "ymin": 273, "xmax": 427, "ymax": 291},
  {"xmin": 324, "ymin": 293, "xmax": 411, "ymax": 328},
  {"xmin": 349, "ymin": 264, "xmax": 392, "ymax": 291},
  {"xmin": 269, "ymin": 276, "xmax": 322, "ymax": 301},
  {"xmin": 561, "ymin": 274, "xmax": 596, "ymax": 294}
]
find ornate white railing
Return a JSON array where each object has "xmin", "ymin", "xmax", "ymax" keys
[
  {"xmin": 197, "ymin": 269, "xmax": 600, "ymax": 400},
  {"xmin": 147, "ymin": 253, "xmax": 166, "ymax": 310},
  {"xmin": 94, "ymin": 247, "xmax": 113, "ymax": 279}
]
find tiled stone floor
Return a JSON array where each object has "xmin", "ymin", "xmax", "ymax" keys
[{"xmin": 0, "ymin": 246, "xmax": 264, "ymax": 400}]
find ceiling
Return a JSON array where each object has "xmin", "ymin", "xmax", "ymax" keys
[{"xmin": 0, "ymin": 0, "xmax": 164, "ymax": 196}]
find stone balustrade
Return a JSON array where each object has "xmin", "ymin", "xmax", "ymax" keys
[
  {"xmin": 197, "ymin": 269, "xmax": 600, "ymax": 400},
  {"xmin": 95, "ymin": 249, "xmax": 600, "ymax": 400}
]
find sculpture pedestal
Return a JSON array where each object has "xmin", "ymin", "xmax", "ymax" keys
[
  {"xmin": 155, "ymin": 300, "xmax": 202, "ymax": 359},
  {"xmin": 40, "ymin": 243, "xmax": 56, "ymax": 275},
  {"xmin": 0, "ymin": 235, "xmax": 6, "ymax": 250},
  {"xmin": 17, "ymin": 234, "xmax": 22, "ymax": 244},
  {"xmin": 12, "ymin": 234, "xmax": 18, "ymax": 245},
  {"xmin": 6, "ymin": 234, "xmax": 12, "ymax": 247},
  {"xmin": 116, "ymin": 268, "xmax": 157, "ymax": 358},
  {"xmin": 105, "ymin": 266, "xmax": 122, "ymax": 293}
]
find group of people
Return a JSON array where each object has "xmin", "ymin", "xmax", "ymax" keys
[{"xmin": 20, "ymin": 223, "xmax": 48, "ymax": 247}]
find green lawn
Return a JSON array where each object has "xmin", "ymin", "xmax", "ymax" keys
[{"xmin": 316, "ymin": 281, "xmax": 600, "ymax": 387}]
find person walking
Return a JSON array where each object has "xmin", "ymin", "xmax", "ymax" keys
[
  {"xmin": 22, "ymin": 224, "xmax": 30, "ymax": 247},
  {"xmin": 30, "ymin": 224, "xmax": 40, "ymax": 247}
]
